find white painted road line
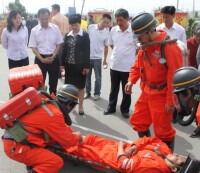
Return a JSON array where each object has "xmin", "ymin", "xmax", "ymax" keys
[{"xmin": 72, "ymin": 123, "xmax": 132, "ymax": 144}]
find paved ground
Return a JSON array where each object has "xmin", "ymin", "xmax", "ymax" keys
[{"xmin": 0, "ymin": 46, "xmax": 199, "ymax": 173}]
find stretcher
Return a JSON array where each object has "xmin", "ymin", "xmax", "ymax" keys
[{"xmin": 47, "ymin": 144, "xmax": 123, "ymax": 173}]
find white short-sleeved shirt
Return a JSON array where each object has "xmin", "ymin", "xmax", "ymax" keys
[
  {"xmin": 29, "ymin": 23, "xmax": 63, "ymax": 54},
  {"xmin": 108, "ymin": 24, "xmax": 137, "ymax": 72},
  {"xmin": 1, "ymin": 26, "xmax": 28, "ymax": 60},
  {"xmin": 88, "ymin": 24, "xmax": 109, "ymax": 59},
  {"xmin": 156, "ymin": 22, "xmax": 187, "ymax": 45}
]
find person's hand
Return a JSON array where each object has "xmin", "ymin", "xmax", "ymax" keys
[
  {"xmin": 74, "ymin": 131, "xmax": 83, "ymax": 144},
  {"xmin": 103, "ymin": 61, "xmax": 108, "ymax": 69},
  {"xmin": 60, "ymin": 66, "xmax": 64, "ymax": 71},
  {"xmin": 165, "ymin": 105, "xmax": 175, "ymax": 114},
  {"xmin": 82, "ymin": 68, "xmax": 90, "ymax": 75},
  {"xmin": 125, "ymin": 82, "xmax": 133, "ymax": 94},
  {"xmin": 118, "ymin": 141, "xmax": 126, "ymax": 148},
  {"xmin": 41, "ymin": 57, "xmax": 54, "ymax": 64},
  {"xmin": 125, "ymin": 145, "xmax": 138, "ymax": 158}
]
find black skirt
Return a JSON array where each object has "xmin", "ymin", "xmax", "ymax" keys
[{"xmin": 64, "ymin": 63, "xmax": 86, "ymax": 89}]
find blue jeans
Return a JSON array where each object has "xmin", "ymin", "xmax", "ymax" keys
[{"xmin": 86, "ymin": 59, "xmax": 102, "ymax": 96}]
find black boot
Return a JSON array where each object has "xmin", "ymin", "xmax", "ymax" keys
[
  {"xmin": 164, "ymin": 139, "xmax": 175, "ymax": 152},
  {"xmin": 138, "ymin": 129, "xmax": 151, "ymax": 138},
  {"xmin": 190, "ymin": 126, "xmax": 200, "ymax": 138},
  {"xmin": 26, "ymin": 166, "xmax": 37, "ymax": 173}
]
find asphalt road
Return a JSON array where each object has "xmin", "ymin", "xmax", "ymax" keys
[{"xmin": 0, "ymin": 47, "xmax": 199, "ymax": 173}]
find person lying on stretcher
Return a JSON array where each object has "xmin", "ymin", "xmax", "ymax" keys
[{"xmin": 65, "ymin": 134, "xmax": 200, "ymax": 173}]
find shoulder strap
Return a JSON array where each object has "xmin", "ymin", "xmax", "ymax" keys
[{"xmin": 160, "ymin": 35, "xmax": 170, "ymax": 60}]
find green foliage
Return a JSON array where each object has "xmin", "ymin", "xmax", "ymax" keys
[
  {"xmin": 7, "ymin": 0, "xmax": 28, "ymax": 19},
  {"xmin": 186, "ymin": 18, "xmax": 196, "ymax": 39}
]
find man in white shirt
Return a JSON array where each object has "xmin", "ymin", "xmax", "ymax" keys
[
  {"xmin": 156, "ymin": 6, "xmax": 187, "ymax": 45},
  {"xmin": 85, "ymin": 14, "xmax": 111, "ymax": 101},
  {"xmin": 104, "ymin": 9, "xmax": 136, "ymax": 118},
  {"xmin": 29, "ymin": 8, "xmax": 63, "ymax": 95}
]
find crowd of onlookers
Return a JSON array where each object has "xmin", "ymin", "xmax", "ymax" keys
[{"xmin": 1, "ymin": 4, "xmax": 200, "ymax": 139}]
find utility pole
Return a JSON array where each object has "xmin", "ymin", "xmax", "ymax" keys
[
  {"xmin": 2, "ymin": 0, "xmax": 5, "ymax": 14},
  {"xmin": 193, "ymin": 0, "xmax": 195, "ymax": 18},
  {"xmin": 81, "ymin": 0, "xmax": 85, "ymax": 16},
  {"xmin": 176, "ymin": 0, "xmax": 179, "ymax": 10},
  {"xmin": 73, "ymin": 0, "xmax": 75, "ymax": 8}
]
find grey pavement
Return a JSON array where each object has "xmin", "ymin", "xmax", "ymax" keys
[{"xmin": 0, "ymin": 46, "xmax": 199, "ymax": 173}]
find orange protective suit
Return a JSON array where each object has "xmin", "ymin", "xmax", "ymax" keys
[
  {"xmin": 67, "ymin": 135, "xmax": 172, "ymax": 173},
  {"xmin": 128, "ymin": 30, "xmax": 182, "ymax": 141},
  {"xmin": 195, "ymin": 104, "xmax": 200, "ymax": 127},
  {"xmin": 2, "ymin": 104, "xmax": 80, "ymax": 173}
]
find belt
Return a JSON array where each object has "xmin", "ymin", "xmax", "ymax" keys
[
  {"xmin": 148, "ymin": 83, "xmax": 167, "ymax": 91},
  {"xmin": 40, "ymin": 54, "xmax": 53, "ymax": 58}
]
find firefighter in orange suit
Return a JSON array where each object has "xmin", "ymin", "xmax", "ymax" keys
[
  {"xmin": 125, "ymin": 13, "xmax": 182, "ymax": 151},
  {"xmin": 66, "ymin": 135, "xmax": 200, "ymax": 173},
  {"xmin": 2, "ymin": 84, "xmax": 83, "ymax": 173},
  {"xmin": 172, "ymin": 67, "xmax": 200, "ymax": 138}
]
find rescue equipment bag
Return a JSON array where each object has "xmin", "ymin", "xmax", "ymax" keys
[
  {"xmin": 8, "ymin": 64, "xmax": 44, "ymax": 95},
  {"xmin": 0, "ymin": 87, "xmax": 42, "ymax": 129}
]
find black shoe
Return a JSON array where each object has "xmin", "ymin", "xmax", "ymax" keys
[
  {"xmin": 122, "ymin": 112, "xmax": 129, "ymax": 118},
  {"xmin": 103, "ymin": 109, "xmax": 116, "ymax": 115},
  {"xmin": 79, "ymin": 111, "xmax": 84, "ymax": 115},
  {"xmin": 190, "ymin": 127, "xmax": 200, "ymax": 138}
]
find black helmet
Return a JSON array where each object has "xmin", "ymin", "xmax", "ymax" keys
[
  {"xmin": 179, "ymin": 155, "xmax": 200, "ymax": 173},
  {"xmin": 173, "ymin": 67, "xmax": 200, "ymax": 93},
  {"xmin": 57, "ymin": 84, "xmax": 78, "ymax": 104},
  {"xmin": 131, "ymin": 12, "xmax": 157, "ymax": 38},
  {"xmin": 56, "ymin": 84, "xmax": 78, "ymax": 125}
]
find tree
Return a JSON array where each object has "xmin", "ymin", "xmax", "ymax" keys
[
  {"xmin": 186, "ymin": 18, "xmax": 196, "ymax": 39},
  {"xmin": 7, "ymin": 0, "xmax": 28, "ymax": 19}
]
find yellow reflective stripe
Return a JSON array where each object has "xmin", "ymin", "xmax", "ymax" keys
[
  {"xmin": 173, "ymin": 76, "xmax": 200, "ymax": 87},
  {"xmin": 133, "ymin": 18, "xmax": 155, "ymax": 33},
  {"xmin": 60, "ymin": 90, "xmax": 78, "ymax": 99}
]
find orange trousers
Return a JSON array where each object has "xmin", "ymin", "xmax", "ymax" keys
[
  {"xmin": 2, "ymin": 139, "xmax": 63, "ymax": 173},
  {"xmin": 130, "ymin": 92, "xmax": 176, "ymax": 141}
]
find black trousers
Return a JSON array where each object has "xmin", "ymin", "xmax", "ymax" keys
[
  {"xmin": 35, "ymin": 55, "xmax": 59, "ymax": 95},
  {"xmin": 107, "ymin": 69, "xmax": 131, "ymax": 113},
  {"xmin": 8, "ymin": 57, "xmax": 29, "ymax": 69}
]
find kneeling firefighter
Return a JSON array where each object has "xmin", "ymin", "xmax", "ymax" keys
[
  {"xmin": 1, "ymin": 84, "xmax": 83, "ymax": 173},
  {"xmin": 173, "ymin": 66, "xmax": 200, "ymax": 138}
]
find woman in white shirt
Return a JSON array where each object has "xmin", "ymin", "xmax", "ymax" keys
[{"xmin": 1, "ymin": 10, "xmax": 29, "ymax": 69}]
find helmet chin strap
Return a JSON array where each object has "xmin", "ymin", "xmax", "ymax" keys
[
  {"xmin": 56, "ymin": 100, "xmax": 72, "ymax": 126},
  {"xmin": 147, "ymin": 32, "xmax": 153, "ymax": 42}
]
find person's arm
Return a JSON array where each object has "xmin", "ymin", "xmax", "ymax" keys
[
  {"xmin": 103, "ymin": 46, "xmax": 108, "ymax": 67},
  {"xmin": 44, "ymin": 110, "xmax": 82, "ymax": 149},
  {"xmin": 32, "ymin": 48, "xmax": 45, "ymax": 62},
  {"xmin": 51, "ymin": 44, "xmax": 61, "ymax": 60},
  {"xmin": 196, "ymin": 45, "xmax": 200, "ymax": 68},
  {"xmin": 165, "ymin": 43, "xmax": 183, "ymax": 110},
  {"xmin": 124, "ymin": 51, "xmax": 141, "ymax": 94},
  {"xmin": 108, "ymin": 28, "xmax": 114, "ymax": 49},
  {"xmin": 61, "ymin": 35, "xmax": 68, "ymax": 66},
  {"xmin": 1, "ymin": 29, "xmax": 8, "ymax": 49},
  {"xmin": 181, "ymin": 29, "xmax": 187, "ymax": 46},
  {"xmin": 117, "ymin": 141, "xmax": 134, "ymax": 172},
  {"xmin": 25, "ymin": 26, "xmax": 28, "ymax": 46},
  {"xmin": 82, "ymin": 32, "xmax": 90, "ymax": 74}
]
